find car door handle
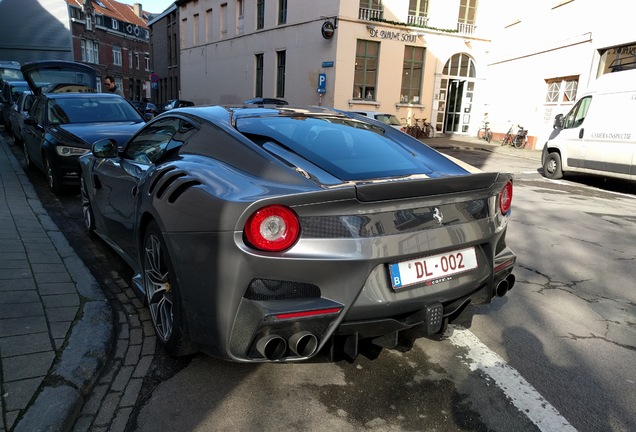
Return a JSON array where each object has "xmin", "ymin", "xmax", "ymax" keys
[{"xmin": 579, "ymin": 128, "xmax": 584, "ymax": 139}]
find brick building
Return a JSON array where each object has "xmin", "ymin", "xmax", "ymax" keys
[{"xmin": 65, "ymin": 0, "xmax": 154, "ymax": 100}]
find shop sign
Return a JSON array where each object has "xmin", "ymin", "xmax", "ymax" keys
[{"xmin": 367, "ymin": 28, "xmax": 418, "ymax": 43}]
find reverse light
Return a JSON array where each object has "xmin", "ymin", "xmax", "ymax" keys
[
  {"xmin": 499, "ymin": 181, "xmax": 513, "ymax": 214},
  {"xmin": 244, "ymin": 204, "xmax": 300, "ymax": 252}
]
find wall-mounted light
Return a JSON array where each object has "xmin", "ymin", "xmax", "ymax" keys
[
  {"xmin": 366, "ymin": 25, "xmax": 375, "ymax": 30},
  {"xmin": 321, "ymin": 17, "xmax": 338, "ymax": 40}
]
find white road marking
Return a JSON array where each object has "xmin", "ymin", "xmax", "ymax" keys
[{"xmin": 449, "ymin": 326, "xmax": 577, "ymax": 432}]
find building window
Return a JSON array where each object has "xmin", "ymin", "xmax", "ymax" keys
[
  {"xmin": 95, "ymin": 15, "xmax": 105, "ymax": 27},
  {"xmin": 353, "ymin": 39, "xmax": 379, "ymax": 100},
  {"xmin": 545, "ymin": 77, "xmax": 579, "ymax": 103},
  {"xmin": 257, "ymin": 0, "xmax": 265, "ymax": 30},
  {"xmin": 145, "ymin": 54, "xmax": 150, "ymax": 71},
  {"xmin": 113, "ymin": 45, "xmax": 122, "ymax": 66},
  {"xmin": 129, "ymin": 51, "xmax": 133, "ymax": 68},
  {"xmin": 458, "ymin": 0, "xmax": 477, "ymax": 33},
  {"xmin": 278, "ymin": 0, "xmax": 287, "ymax": 25},
  {"xmin": 193, "ymin": 13, "xmax": 199, "ymax": 45},
  {"xmin": 236, "ymin": 1, "xmax": 244, "ymax": 35},
  {"xmin": 359, "ymin": 0, "xmax": 383, "ymax": 21},
  {"xmin": 112, "ymin": 19, "xmax": 119, "ymax": 31},
  {"xmin": 206, "ymin": 8, "xmax": 213, "ymax": 41},
  {"xmin": 401, "ymin": 46, "xmax": 425, "ymax": 104},
  {"xmin": 220, "ymin": 3, "xmax": 227, "ymax": 37},
  {"xmin": 70, "ymin": 7, "xmax": 82, "ymax": 20},
  {"xmin": 408, "ymin": 0, "xmax": 429, "ymax": 26},
  {"xmin": 255, "ymin": 53, "xmax": 263, "ymax": 97},
  {"xmin": 135, "ymin": 52, "xmax": 140, "ymax": 69},
  {"xmin": 276, "ymin": 50, "xmax": 286, "ymax": 98},
  {"xmin": 86, "ymin": 14, "xmax": 93, "ymax": 31}
]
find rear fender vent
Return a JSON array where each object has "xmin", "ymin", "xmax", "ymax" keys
[
  {"xmin": 167, "ymin": 180, "xmax": 202, "ymax": 204},
  {"xmin": 148, "ymin": 166, "xmax": 176, "ymax": 195},
  {"xmin": 245, "ymin": 279, "xmax": 321, "ymax": 301},
  {"xmin": 155, "ymin": 172, "xmax": 187, "ymax": 199}
]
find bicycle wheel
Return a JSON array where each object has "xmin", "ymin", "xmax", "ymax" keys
[
  {"xmin": 478, "ymin": 128, "xmax": 486, "ymax": 140},
  {"xmin": 500, "ymin": 134, "xmax": 510, "ymax": 146},
  {"xmin": 513, "ymin": 135, "xmax": 526, "ymax": 149},
  {"xmin": 486, "ymin": 129, "xmax": 492, "ymax": 143}
]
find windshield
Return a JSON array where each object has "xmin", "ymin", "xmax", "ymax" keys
[
  {"xmin": 1, "ymin": 67, "xmax": 23, "ymax": 81},
  {"xmin": 47, "ymin": 96, "xmax": 145, "ymax": 124},
  {"xmin": 375, "ymin": 114, "xmax": 402, "ymax": 126},
  {"xmin": 237, "ymin": 115, "xmax": 434, "ymax": 180},
  {"xmin": 10, "ymin": 83, "xmax": 29, "ymax": 102}
]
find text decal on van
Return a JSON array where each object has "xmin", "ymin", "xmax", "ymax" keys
[{"xmin": 590, "ymin": 133, "xmax": 631, "ymax": 140}]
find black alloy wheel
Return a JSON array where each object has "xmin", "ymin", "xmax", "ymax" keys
[
  {"xmin": 23, "ymin": 142, "xmax": 34, "ymax": 169},
  {"xmin": 44, "ymin": 155, "xmax": 61, "ymax": 194},
  {"xmin": 80, "ymin": 177, "xmax": 95, "ymax": 233}
]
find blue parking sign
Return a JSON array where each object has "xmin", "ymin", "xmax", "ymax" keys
[{"xmin": 317, "ymin": 73, "xmax": 326, "ymax": 94}]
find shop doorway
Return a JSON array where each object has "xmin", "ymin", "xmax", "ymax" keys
[{"xmin": 437, "ymin": 53, "xmax": 476, "ymax": 135}]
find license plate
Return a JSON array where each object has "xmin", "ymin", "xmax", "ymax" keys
[{"xmin": 389, "ymin": 247, "xmax": 478, "ymax": 289}]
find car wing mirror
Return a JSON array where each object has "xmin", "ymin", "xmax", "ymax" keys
[
  {"xmin": 553, "ymin": 113, "xmax": 564, "ymax": 129},
  {"xmin": 92, "ymin": 138, "xmax": 119, "ymax": 158}
]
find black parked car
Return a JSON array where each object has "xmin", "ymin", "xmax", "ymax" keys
[
  {"xmin": 131, "ymin": 100, "xmax": 158, "ymax": 120},
  {"xmin": 1, "ymin": 79, "xmax": 29, "ymax": 134},
  {"xmin": 0, "ymin": 61, "xmax": 23, "ymax": 128},
  {"xmin": 79, "ymin": 105, "xmax": 517, "ymax": 362},
  {"xmin": 161, "ymin": 99, "xmax": 194, "ymax": 112},
  {"xmin": 21, "ymin": 61, "xmax": 145, "ymax": 193}
]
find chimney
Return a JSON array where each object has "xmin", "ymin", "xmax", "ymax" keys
[{"xmin": 133, "ymin": 3, "xmax": 143, "ymax": 17}]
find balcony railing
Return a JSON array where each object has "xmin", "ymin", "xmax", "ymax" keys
[
  {"xmin": 457, "ymin": 22, "xmax": 476, "ymax": 35},
  {"xmin": 359, "ymin": 7, "xmax": 383, "ymax": 21},
  {"xmin": 407, "ymin": 14, "xmax": 429, "ymax": 27}
]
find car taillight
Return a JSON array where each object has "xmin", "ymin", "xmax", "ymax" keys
[
  {"xmin": 499, "ymin": 181, "xmax": 513, "ymax": 214},
  {"xmin": 244, "ymin": 205, "xmax": 300, "ymax": 252}
]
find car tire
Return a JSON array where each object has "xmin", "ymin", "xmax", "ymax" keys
[
  {"xmin": 23, "ymin": 142, "xmax": 34, "ymax": 169},
  {"xmin": 143, "ymin": 221, "xmax": 197, "ymax": 357},
  {"xmin": 543, "ymin": 151, "xmax": 563, "ymax": 179},
  {"xmin": 44, "ymin": 155, "xmax": 62, "ymax": 194},
  {"xmin": 80, "ymin": 176, "xmax": 96, "ymax": 234},
  {"xmin": 12, "ymin": 128, "xmax": 21, "ymax": 145}
]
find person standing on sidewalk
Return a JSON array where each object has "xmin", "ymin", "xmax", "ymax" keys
[{"xmin": 104, "ymin": 75, "xmax": 124, "ymax": 97}]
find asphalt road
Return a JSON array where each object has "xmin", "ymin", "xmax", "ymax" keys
[{"xmin": 9, "ymin": 138, "xmax": 636, "ymax": 432}]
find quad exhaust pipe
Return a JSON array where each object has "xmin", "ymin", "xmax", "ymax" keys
[
  {"xmin": 495, "ymin": 274, "xmax": 516, "ymax": 297},
  {"xmin": 289, "ymin": 331, "xmax": 318, "ymax": 357},
  {"xmin": 256, "ymin": 335, "xmax": 287, "ymax": 360},
  {"xmin": 256, "ymin": 331, "xmax": 319, "ymax": 360}
]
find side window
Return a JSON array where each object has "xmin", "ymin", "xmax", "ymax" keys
[
  {"xmin": 563, "ymin": 96, "xmax": 591, "ymax": 129},
  {"xmin": 123, "ymin": 117, "xmax": 196, "ymax": 164},
  {"xmin": 30, "ymin": 99, "xmax": 44, "ymax": 123}
]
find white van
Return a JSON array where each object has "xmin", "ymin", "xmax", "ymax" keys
[{"xmin": 541, "ymin": 69, "xmax": 636, "ymax": 181}]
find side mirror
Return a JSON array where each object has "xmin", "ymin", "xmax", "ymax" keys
[
  {"xmin": 24, "ymin": 116, "xmax": 38, "ymax": 126},
  {"xmin": 553, "ymin": 113, "xmax": 564, "ymax": 129},
  {"xmin": 92, "ymin": 138, "xmax": 119, "ymax": 158}
]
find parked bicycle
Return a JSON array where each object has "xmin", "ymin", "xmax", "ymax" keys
[
  {"xmin": 420, "ymin": 118, "xmax": 435, "ymax": 138},
  {"xmin": 477, "ymin": 121, "xmax": 492, "ymax": 143},
  {"xmin": 500, "ymin": 124, "xmax": 528, "ymax": 149},
  {"xmin": 403, "ymin": 117, "xmax": 423, "ymax": 138}
]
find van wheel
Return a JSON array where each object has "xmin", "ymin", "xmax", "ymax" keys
[{"xmin": 543, "ymin": 152, "xmax": 563, "ymax": 179}]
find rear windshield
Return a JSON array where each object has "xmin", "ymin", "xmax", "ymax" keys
[{"xmin": 236, "ymin": 115, "xmax": 434, "ymax": 180}]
